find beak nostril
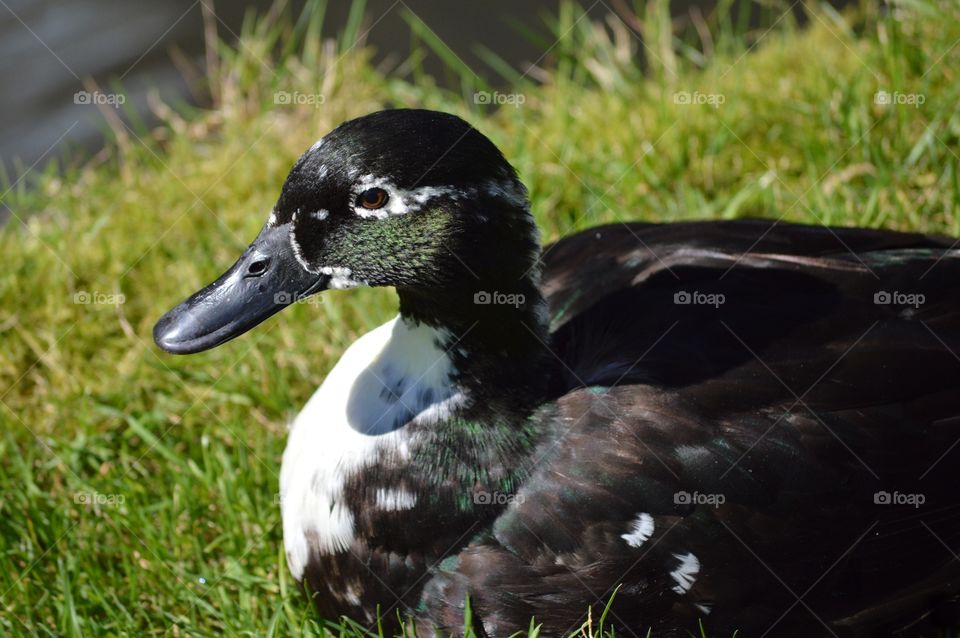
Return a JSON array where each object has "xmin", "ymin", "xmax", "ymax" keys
[{"xmin": 247, "ymin": 259, "xmax": 269, "ymax": 276}]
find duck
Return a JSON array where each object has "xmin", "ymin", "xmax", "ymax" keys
[{"xmin": 153, "ymin": 108, "xmax": 960, "ymax": 637}]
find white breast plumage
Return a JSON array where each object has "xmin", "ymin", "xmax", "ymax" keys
[{"xmin": 279, "ymin": 315, "xmax": 464, "ymax": 580}]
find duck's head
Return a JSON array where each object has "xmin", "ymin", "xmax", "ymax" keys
[{"xmin": 154, "ymin": 109, "xmax": 540, "ymax": 354}]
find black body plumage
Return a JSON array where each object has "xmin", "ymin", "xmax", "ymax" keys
[{"xmin": 154, "ymin": 109, "xmax": 960, "ymax": 637}]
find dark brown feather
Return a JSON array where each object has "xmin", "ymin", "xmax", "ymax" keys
[{"xmin": 417, "ymin": 221, "xmax": 960, "ymax": 637}]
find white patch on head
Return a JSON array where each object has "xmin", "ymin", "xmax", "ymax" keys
[
  {"xmin": 621, "ymin": 512, "xmax": 655, "ymax": 548},
  {"xmin": 670, "ymin": 552, "xmax": 700, "ymax": 594},
  {"xmin": 319, "ymin": 265, "xmax": 364, "ymax": 289},
  {"xmin": 352, "ymin": 175, "xmax": 463, "ymax": 220},
  {"xmin": 289, "ymin": 227, "xmax": 316, "ymax": 274},
  {"xmin": 287, "ymin": 174, "xmax": 534, "ymax": 277},
  {"xmin": 345, "ymin": 175, "xmax": 530, "ymax": 225},
  {"xmin": 280, "ymin": 316, "xmax": 464, "ymax": 580},
  {"xmin": 288, "ymin": 209, "xmax": 336, "ymax": 276},
  {"xmin": 375, "ymin": 488, "xmax": 417, "ymax": 511}
]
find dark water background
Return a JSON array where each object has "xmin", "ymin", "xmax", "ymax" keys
[
  {"xmin": 1, "ymin": 0, "xmax": 826, "ymax": 188},
  {"xmin": 0, "ymin": 0, "xmax": 587, "ymax": 182}
]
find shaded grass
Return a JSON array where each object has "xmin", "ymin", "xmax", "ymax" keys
[{"xmin": 1, "ymin": 0, "xmax": 960, "ymax": 635}]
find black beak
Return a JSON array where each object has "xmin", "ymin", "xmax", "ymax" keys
[{"xmin": 153, "ymin": 223, "xmax": 328, "ymax": 354}]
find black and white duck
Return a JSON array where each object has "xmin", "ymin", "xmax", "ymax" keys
[{"xmin": 154, "ymin": 109, "xmax": 960, "ymax": 637}]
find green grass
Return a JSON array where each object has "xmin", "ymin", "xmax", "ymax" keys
[{"xmin": 2, "ymin": 0, "xmax": 960, "ymax": 635}]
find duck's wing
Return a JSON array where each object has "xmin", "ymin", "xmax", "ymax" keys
[
  {"xmin": 543, "ymin": 219, "xmax": 958, "ymax": 393},
  {"xmin": 542, "ymin": 219, "xmax": 953, "ymax": 330},
  {"xmin": 420, "ymin": 221, "xmax": 960, "ymax": 637}
]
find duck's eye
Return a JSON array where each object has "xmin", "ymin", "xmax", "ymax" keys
[
  {"xmin": 246, "ymin": 259, "xmax": 268, "ymax": 276},
  {"xmin": 358, "ymin": 188, "xmax": 388, "ymax": 210}
]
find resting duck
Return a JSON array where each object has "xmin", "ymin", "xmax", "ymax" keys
[{"xmin": 154, "ymin": 109, "xmax": 960, "ymax": 637}]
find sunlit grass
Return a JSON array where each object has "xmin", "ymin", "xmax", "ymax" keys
[{"xmin": 1, "ymin": 0, "xmax": 959, "ymax": 635}]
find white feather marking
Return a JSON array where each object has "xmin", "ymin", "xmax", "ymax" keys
[
  {"xmin": 695, "ymin": 603, "xmax": 712, "ymax": 616},
  {"xmin": 309, "ymin": 138, "xmax": 324, "ymax": 152},
  {"xmin": 319, "ymin": 265, "xmax": 363, "ymax": 289},
  {"xmin": 328, "ymin": 580, "xmax": 363, "ymax": 607},
  {"xmin": 670, "ymin": 552, "xmax": 700, "ymax": 594},
  {"xmin": 344, "ymin": 582, "xmax": 362, "ymax": 606},
  {"xmin": 288, "ymin": 229, "xmax": 316, "ymax": 274},
  {"xmin": 621, "ymin": 513, "xmax": 655, "ymax": 548},
  {"xmin": 268, "ymin": 211, "xmax": 278, "ymax": 226},
  {"xmin": 287, "ymin": 175, "xmax": 532, "ymax": 275},
  {"xmin": 349, "ymin": 176, "xmax": 527, "ymax": 220},
  {"xmin": 280, "ymin": 316, "xmax": 464, "ymax": 579},
  {"xmin": 375, "ymin": 488, "xmax": 417, "ymax": 511},
  {"xmin": 352, "ymin": 175, "xmax": 462, "ymax": 219}
]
